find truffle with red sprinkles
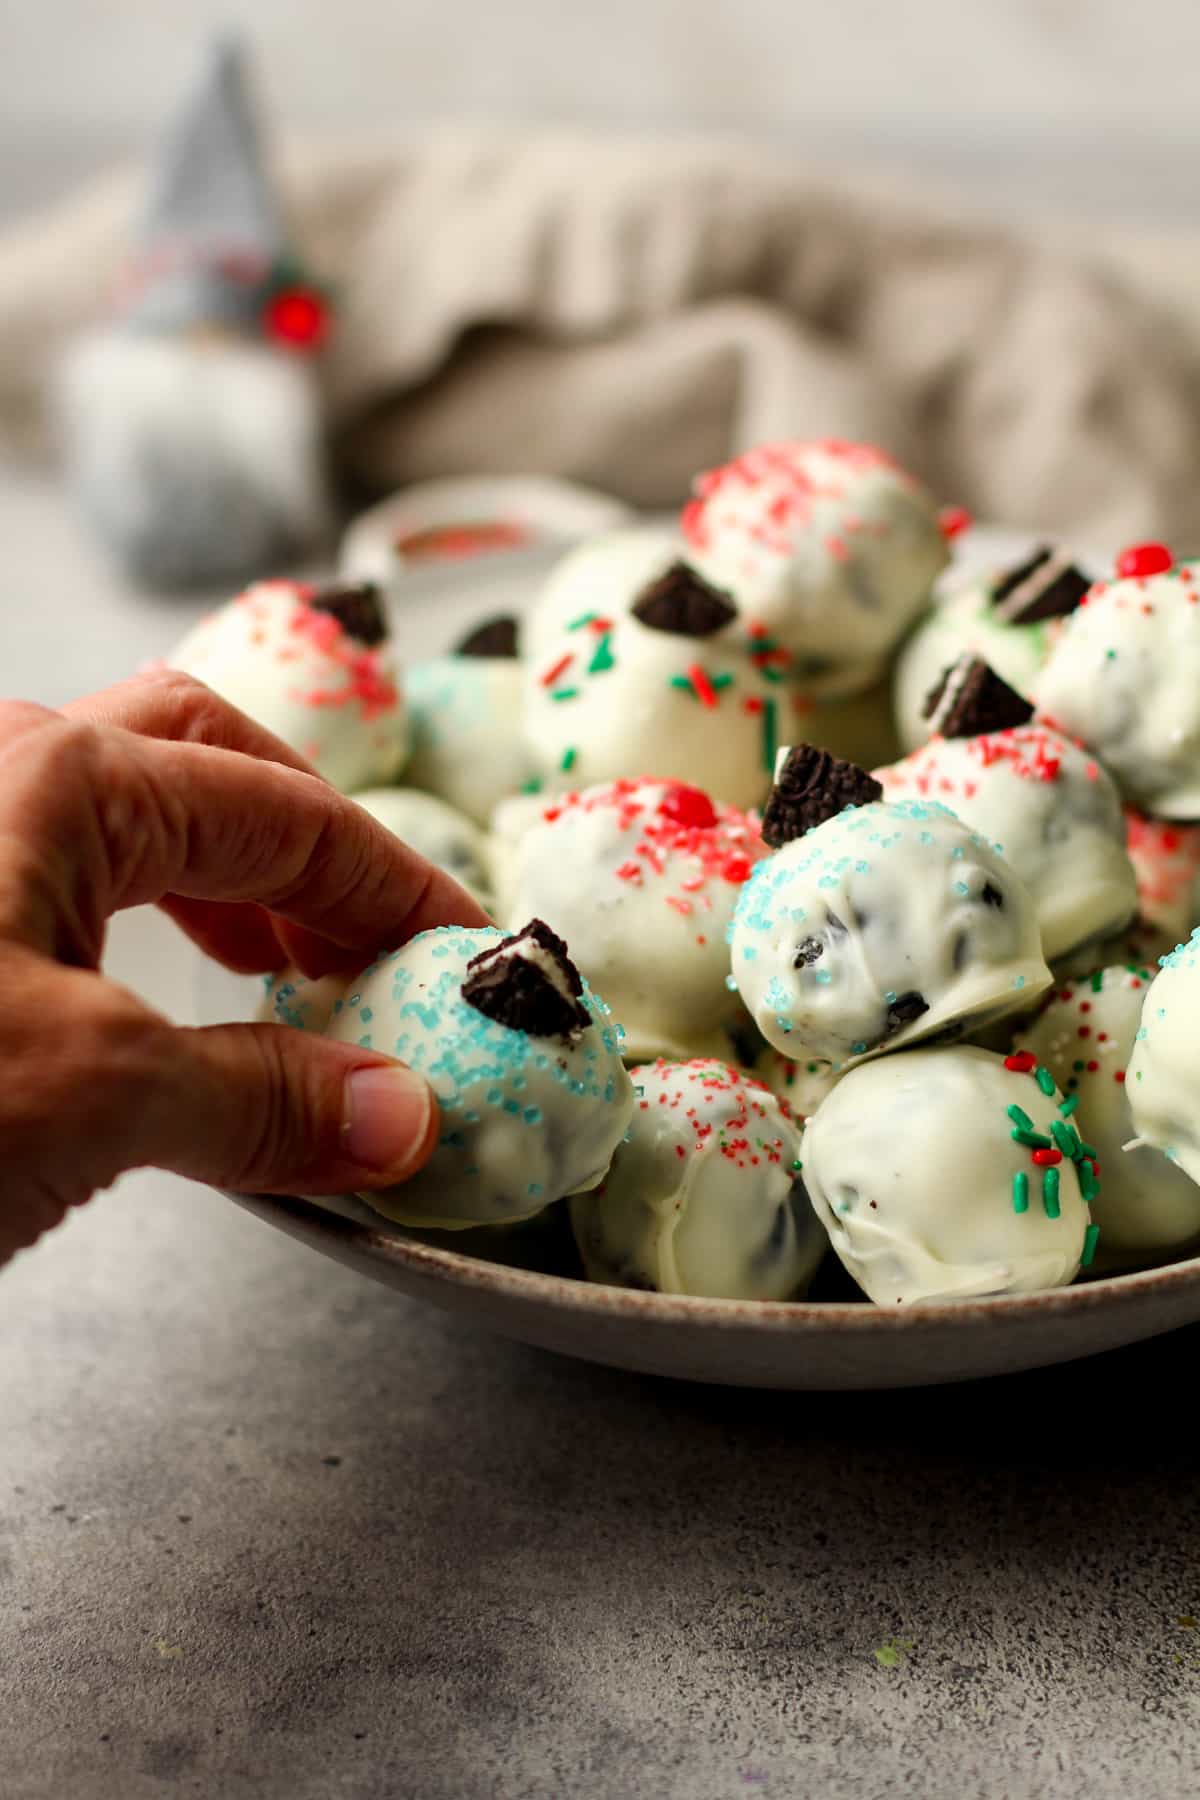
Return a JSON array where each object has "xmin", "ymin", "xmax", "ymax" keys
[
  {"xmin": 680, "ymin": 438, "xmax": 949, "ymax": 693},
  {"xmin": 1016, "ymin": 964, "xmax": 1200, "ymax": 1264},
  {"xmin": 922, "ymin": 654, "xmax": 1034, "ymax": 739},
  {"xmin": 1036, "ymin": 552, "xmax": 1200, "ymax": 817},
  {"xmin": 169, "ymin": 577, "xmax": 408, "ymax": 791},
  {"xmin": 569, "ymin": 1059, "xmax": 825, "ymax": 1299},
  {"xmin": 504, "ymin": 777, "xmax": 767, "ymax": 1060},
  {"xmin": 876, "ymin": 725, "xmax": 1136, "ymax": 964},
  {"xmin": 761, "ymin": 744, "xmax": 883, "ymax": 848},
  {"xmin": 801, "ymin": 1045, "xmax": 1092, "ymax": 1305}
]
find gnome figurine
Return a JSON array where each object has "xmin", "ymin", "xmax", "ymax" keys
[{"xmin": 57, "ymin": 38, "xmax": 332, "ymax": 588}]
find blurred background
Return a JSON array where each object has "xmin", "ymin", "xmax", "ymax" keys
[{"xmin": 3, "ymin": 0, "xmax": 1199, "ymax": 229}]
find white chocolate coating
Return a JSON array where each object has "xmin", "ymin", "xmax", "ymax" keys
[
  {"xmin": 1124, "ymin": 811, "xmax": 1200, "ymax": 950},
  {"xmin": 894, "ymin": 575, "xmax": 1068, "ymax": 752},
  {"xmin": 569, "ymin": 1059, "xmax": 826, "ymax": 1300},
  {"xmin": 522, "ymin": 608, "xmax": 783, "ymax": 814},
  {"xmin": 170, "ymin": 580, "xmax": 408, "ymax": 792},
  {"xmin": 1127, "ymin": 929, "xmax": 1200, "ymax": 1192},
  {"xmin": 323, "ymin": 926, "xmax": 634, "ymax": 1229},
  {"xmin": 506, "ymin": 779, "xmax": 767, "ymax": 1061},
  {"xmin": 1016, "ymin": 965, "xmax": 1200, "ymax": 1261},
  {"xmin": 876, "ymin": 727, "xmax": 1136, "ymax": 964},
  {"xmin": 801, "ymin": 1046, "xmax": 1091, "ymax": 1305},
  {"xmin": 260, "ymin": 968, "xmax": 349, "ymax": 1034},
  {"xmin": 405, "ymin": 655, "xmax": 534, "ymax": 826},
  {"xmin": 731, "ymin": 796, "xmax": 1051, "ymax": 1065},
  {"xmin": 524, "ymin": 526, "xmax": 684, "ymax": 661},
  {"xmin": 351, "ymin": 786, "xmax": 494, "ymax": 910},
  {"xmin": 681, "ymin": 439, "xmax": 948, "ymax": 682},
  {"xmin": 1036, "ymin": 560, "xmax": 1200, "ymax": 817}
]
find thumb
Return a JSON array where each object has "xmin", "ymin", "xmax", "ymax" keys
[{"xmin": 146, "ymin": 1021, "xmax": 440, "ymax": 1196}]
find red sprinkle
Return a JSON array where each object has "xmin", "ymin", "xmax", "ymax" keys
[
  {"xmin": 688, "ymin": 664, "xmax": 719, "ymax": 709},
  {"xmin": 1115, "ymin": 542, "xmax": 1173, "ymax": 579},
  {"xmin": 939, "ymin": 504, "xmax": 973, "ymax": 540},
  {"xmin": 541, "ymin": 652, "xmax": 574, "ymax": 689},
  {"xmin": 659, "ymin": 783, "xmax": 719, "ymax": 830},
  {"xmin": 1004, "ymin": 1051, "xmax": 1038, "ymax": 1073},
  {"xmin": 1032, "ymin": 1148, "xmax": 1063, "ymax": 1167}
]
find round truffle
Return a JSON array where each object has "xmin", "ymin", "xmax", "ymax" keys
[
  {"xmin": 1127, "ymin": 929, "xmax": 1200, "ymax": 1192},
  {"xmin": 504, "ymin": 778, "xmax": 767, "ymax": 1061},
  {"xmin": 1036, "ymin": 556, "xmax": 1200, "ymax": 817},
  {"xmin": 170, "ymin": 579, "xmax": 408, "ymax": 792},
  {"xmin": 876, "ymin": 726, "xmax": 1137, "ymax": 964},
  {"xmin": 801, "ymin": 1045, "xmax": 1094, "ymax": 1304},
  {"xmin": 323, "ymin": 923, "xmax": 633, "ymax": 1229},
  {"xmin": 1016, "ymin": 966, "xmax": 1200, "ymax": 1262},
  {"xmin": 405, "ymin": 654, "xmax": 535, "ymax": 827},
  {"xmin": 730, "ymin": 795, "xmax": 1051, "ymax": 1065},
  {"xmin": 569, "ymin": 1059, "xmax": 826, "ymax": 1300},
  {"xmin": 681, "ymin": 439, "xmax": 949, "ymax": 687}
]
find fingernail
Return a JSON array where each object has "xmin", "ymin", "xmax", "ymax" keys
[{"xmin": 343, "ymin": 1065, "xmax": 435, "ymax": 1177}]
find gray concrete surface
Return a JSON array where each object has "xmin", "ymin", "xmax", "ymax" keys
[{"xmin": 3, "ymin": 439, "xmax": 1200, "ymax": 1800}]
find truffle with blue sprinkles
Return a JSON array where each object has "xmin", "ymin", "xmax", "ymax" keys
[
  {"xmin": 801, "ymin": 1045, "xmax": 1093, "ymax": 1305},
  {"xmin": 323, "ymin": 921, "xmax": 634, "ymax": 1229},
  {"xmin": 570, "ymin": 1059, "xmax": 826, "ymax": 1300},
  {"xmin": 730, "ymin": 744, "xmax": 1051, "ymax": 1066},
  {"xmin": 1127, "ymin": 927, "xmax": 1200, "ymax": 1192}
]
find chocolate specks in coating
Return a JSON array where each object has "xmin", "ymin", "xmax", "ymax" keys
[
  {"xmin": 990, "ymin": 546, "xmax": 1090, "ymax": 625},
  {"xmin": 884, "ymin": 990, "xmax": 929, "ymax": 1037},
  {"xmin": 455, "ymin": 615, "xmax": 519, "ymax": 658},
  {"xmin": 760, "ymin": 744, "xmax": 883, "ymax": 848},
  {"xmin": 631, "ymin": 561, "xmax": 738, "ymax": 638},
  {"xmin": 308, "ymin": 581, "xmax": 388, "ymax": 647},
  {"xmin": 463, "ymin": 918, "xmax": 591, "ymax": 1042},
  {"xmin": 923, "ymin": 654, "xmax": 1034, "ymax": 738}
]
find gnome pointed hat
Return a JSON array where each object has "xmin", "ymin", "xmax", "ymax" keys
[
  {"xmin": 122, "ymin": 35, "xmax": 325, "ymax": 342},
  {"xmin": 137, "ymin": 35, "xmax": 287, "ymax": 266}
]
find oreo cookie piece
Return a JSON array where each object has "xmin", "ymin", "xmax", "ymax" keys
[
  {"xmin": 922, "ymin": 654, "xmax": 1034, "ymax": 738},
  {"xmin": 990, "ymin": 546, "xmax": 1090, "ymax": 625},
  {"xmin": 455, "ymin": 615, "xmax": 519, "ymax": 659},
  {"xmin": 308, "ymin": 581, "xmax": 388, "ymax": 647},
  {"xmin": 760, "ymin": 744, "xmax": 883, "ymax": 848},
  {"xmin": 463, "ymin": 918, "xmax": 591, "ymax": 1041},
  {"xmin": 884, "ymin": 991, "xmax": 929, "ymax": 1037},
  {"xmin": 631, "ymin": 562, "xmax": 738, "ymax": 638}
]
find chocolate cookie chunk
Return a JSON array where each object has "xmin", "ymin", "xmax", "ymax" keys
[
  {"xmin": 463, "ymin": 918, "xmax": 591, "ymax": 1041},
  {"xmin": 991, "ymin": 546, "xmax": 1090, "ymax": 625},
  {"xmin": 308, "ymin": 581, "xmax": 388, "ymax": 647},
  {"xmin": 455, "ymin": 615, "xmax": 519, "ymax": 658},
  {"xmin": 923, "ymin": 654, "xmax": 1034, "ymax": 738},
  {"xmin": 761, "ymin": 745, "xmax": 883, "ymax": 848},
  {"xmin": 631, "ymin": 562, "xmax": 738, "ymax": 637}
]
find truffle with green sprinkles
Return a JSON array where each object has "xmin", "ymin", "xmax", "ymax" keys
[
  {"xmin": 1029, "ymin": 958, "xmax": 1200, "ymax": 1262},
  {"xmin": 570, "ymin": 1058, "xmax": 826, "ymax": 1300},
  {"xmin": 323, "ymin": 924, "xmax": 634, "ymax": 1230},
  {"xmin": 800, "ymin": 1045, "xmax": 1091, "ymax": 1306},
  {"xmin": 731, "ymin": 793, "xmax": 1050, "ymax": 1067}
]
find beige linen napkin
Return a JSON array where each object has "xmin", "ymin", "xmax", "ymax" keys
[{"xmin": 3, "ymin": 126, "xmax": 1200, "ymax": 542}]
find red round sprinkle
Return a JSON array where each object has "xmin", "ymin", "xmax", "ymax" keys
[
  {"xmin": 659, "ymin": 783, "xmax": 718, "ymax": 830},
  {"xmin": 939, "ymin": 505, "xmax": 973, "ymax": 541},
  {"xmin": 1115, "ymin": 542, "xmax": 1173, "ymax": 579},
  {"xmin": 1115, "ymin": 1070, "xmax": 1126, "ymax": 1083},
  {"xmin": 1032, "ymin": 1148, "xmax": 1063, "ymax": 1167},
  {"xmin": 263, "ymin": 287, "xmax": 330, "ymax": 351},
  {"xmin": 1004, "ymin": 1051, "xmax": 1037, "ymax": 1073},
  {"xmin": 722, "ymin": 854, "xmax": 752, "ymax": 884}
]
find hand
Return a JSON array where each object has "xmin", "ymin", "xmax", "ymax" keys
[{"xmin": 0, "ymin": 669, "xmax": 490, "ymax": 1268}]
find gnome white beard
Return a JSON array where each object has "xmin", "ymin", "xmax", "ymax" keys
[{"xmin": 57, "ymin": 328, "xmax": 330, "ymax": 588}]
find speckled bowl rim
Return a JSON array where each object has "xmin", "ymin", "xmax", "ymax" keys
[{"xmin": 228, "ymin": 1190, "xmax": 1200, "ymax": 1333}]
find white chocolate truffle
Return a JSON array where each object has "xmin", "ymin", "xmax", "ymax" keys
[
  {"xmin": 876, "ymin": 726, "xmax": 1136, "ymax": 965},
  {"xmin": 801, "ymin": 1045, "xmax": 1094, "ymax": 1305},
  {"xmin": 1016, "ymin": 966, "xmax": 1200, "ymax": 1261},
  {"xmin": 171, "ymin": 579, "xmax": 408, "ymax": 792},
  {"xmin": 569, "ymin": 1059, "xmax": 825, "ymax": 1300},
  {"xmin": 352, "ymin": 786, "xmax": 493, "ymax": 910},
  {"xmin": 681, "ymin": 439, "xmax": 948, "ymax": 684},
  {"xmin": 260, "ymin": 968, "xmax": 349, "ymax": 1033},
  {"xmin": 524, "ymin": 525, "xmax": 684, "ymax": 661},
  {"xmin": 731, "ymin": 786, "xmax": 1051, "ymax": 1066},
  {"xmin": 405, "ymin": 654, "xmax": 534, "ymax": 826},
  {"xmin": 893, "ymin": 552, "xmax": 1083, "ymax": 752},
  {"xmin": 1127, "ymin": 928, "xmax": 1200, "ymax": 1191},
  {"xmin": 506, "ymin": 778, "xmax": 767, "ymax": 1061},
  {"xmin": 324, "ymin": 922, "xmax": 633, "ymax": 1230},
  {"xmin": 1036, "ymin": 554, "xmax": 1200, "ymax": 817},
  {"xmin": 522, "ymin": 570, "xmax": 785, "ymax": 813}
]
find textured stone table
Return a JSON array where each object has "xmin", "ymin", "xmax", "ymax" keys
[{"xmin": 3, "ymin": 469, "xmax": 1200, "ymax": 1799}]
